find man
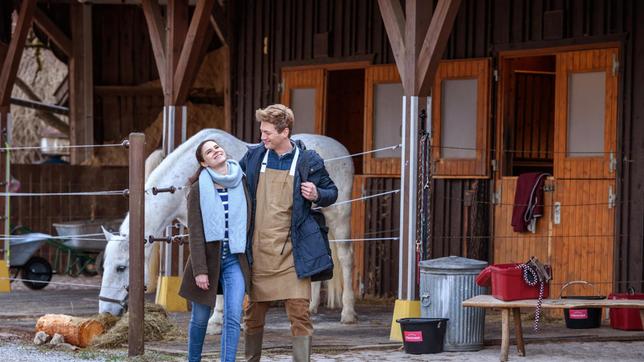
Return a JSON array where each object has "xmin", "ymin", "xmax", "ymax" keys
[{"xmin": 239, "ymin": 103, "xmax": 337, "ymax": 362}]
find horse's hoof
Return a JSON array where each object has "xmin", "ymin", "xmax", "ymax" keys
[
  {"xmin": 206, "ymin": 323, "xmax": 222, "ymax": 335},
  {"xmin": 340, "ymin": 311, "xmax": 358, "ymax": 324}
]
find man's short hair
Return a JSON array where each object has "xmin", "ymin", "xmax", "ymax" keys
[{"xmin": 255, "ymin": 104, "xmax": 294, "ymax": 136}]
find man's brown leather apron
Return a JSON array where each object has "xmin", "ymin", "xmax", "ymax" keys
[{"xmin": 250, "ymin": 148, "xmax": 311, "ymax": 301}]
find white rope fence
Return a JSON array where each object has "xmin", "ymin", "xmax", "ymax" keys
[
  {"xmin": 0, "ymin": 276, "xmax": 122, "ymax": 290},
  {"xmin": 0, "ymin": 190, "xmax": 127, "ymax": 197},
  {"xmin": 0, "ymin": 142, "xmax": 127, "ymax": 152},
  {"xmin": 0, "ymin": 232, "xmax": 109, "ymax": 241},
  {"xmin": 314, "ymin": 189, "xmax": 400, "ymax": 210},
  {"xmin": 324, "ymin": 144, "xmax": 401, "ymax": 162}
]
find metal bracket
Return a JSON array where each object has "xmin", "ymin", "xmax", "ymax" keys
[
  {"xmin": 608, "ymin": 186, "xmax": 616, "ymax": 209},
  {"xmin": 612, "ymin": 54, "xmax": 619, "ymax": 76},
  {"xmin": 609, "ymin": 152, "xmax": 617, "ymax": 173},
  {"xmin": 554, "ymin": 202, "xmax": 561, "ymax": 224},
  {"xmin": 491, "ymin": 159, "xmax": 497, "ymax": 172},
  {"xmin": 492, "ymin": 187, "xmax": 501, "ymax": 205}
]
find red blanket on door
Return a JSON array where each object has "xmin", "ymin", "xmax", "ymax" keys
[{"xmin": 511, "ymin": 172, "xmax": 548, "ymax": 232}]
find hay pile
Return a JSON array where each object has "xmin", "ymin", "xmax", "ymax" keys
[
  {"xmin": 91, "ymin": 303, "xmax": 185, "ymax": 348},
  {"xmin": 11, "ymin": 32, "xmax": 68, "ymax": 164},
  {"xmin": 80, "ymin": 47, "xmax": 227, "ymax": 167}
]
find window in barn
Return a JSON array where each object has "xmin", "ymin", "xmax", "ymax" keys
[
  {"xmin": 431, "ymin": 58, "xmax": 491, "ymax": 178},
  {"xmin": 281, "ymin": 68, "xmax": 325, "ymax": 135},
  {"xmin": 363, "ymin": 64, "xmax": 402, "ymax": 175}
]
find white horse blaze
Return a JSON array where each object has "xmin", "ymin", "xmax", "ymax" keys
[{"xmin": 99, "ymin": 129, "xmax": 357, "ymax": 331}]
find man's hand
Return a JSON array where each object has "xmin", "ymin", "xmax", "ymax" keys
[
  {"xmin": 301, "ymin": 181, "xmax": 319, "ymax": 202},
  {"xmin": 195, "ymin": 274, "xmax": 209, "ymax": 290}
]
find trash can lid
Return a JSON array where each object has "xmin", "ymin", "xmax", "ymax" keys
[{"xmin": 419, "ymin": 256, "xmax": 488, "ymax": 272}]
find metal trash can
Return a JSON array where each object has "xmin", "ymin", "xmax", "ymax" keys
[{"xmin": 419, "ymin": 256, "xmax": 488, "ymax": 352}]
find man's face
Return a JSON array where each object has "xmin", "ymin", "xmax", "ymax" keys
[{"xmin": 260, "ymin": 121, "xmax": 290, "ymax": 151}]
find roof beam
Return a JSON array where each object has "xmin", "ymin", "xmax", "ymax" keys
[
  {"xmin": 33, "ymin": 7, "xmax": 72, "ymax": 57},
  {"xmin": 377, "ymin": 0, "xmax": 406, "ymax": 87},
  {"xmin": 141, "ymin": 0, "xmax": 167, "ymax": 92},
  {"xmin": 404, "ymin": 0, "xmax": 432, "ymax": 95},
  {"xmin": 416, "ymin": 0, "xmax": 461, "ymax": 95},
  {"xmin": 210, "ymin": 0, "xmax": 226, "ymax": 46},
  {"xmin": 0, "ymin": 0, "xmax": 37, "ymax": 107},
  {"xmin": 173, "ymin": 0, "xmax": 215, "ymax": 104}
]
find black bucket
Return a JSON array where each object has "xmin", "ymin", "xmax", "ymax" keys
[
  {"xmin": 562, "ymin": 296, "xmax": 604, "ymax": 329},
  {"xmin": 561, "ymin": 281, "xmax": 605, "ymax": 329},
  {"xmin": 397, "ymin": 318, "xmax": 448, "ymax": 354}
]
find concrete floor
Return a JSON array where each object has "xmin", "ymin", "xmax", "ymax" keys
[{"xmin": 2, "ymin": 275, "xmax": 644, "ymax": 361}]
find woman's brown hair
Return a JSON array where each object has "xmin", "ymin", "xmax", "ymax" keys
[{"xmin": 187, "ymin": 139, "xmax": 220, "ymax": 185}]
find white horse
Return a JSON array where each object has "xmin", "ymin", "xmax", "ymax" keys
[{"xmin": 98, "ymin": 129, "xmax": 357, "ymax": 333}]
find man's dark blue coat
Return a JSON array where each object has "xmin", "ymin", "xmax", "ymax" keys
[{"xmin": 239, "ymin": 141, "xmax": 338, "ymax": 279}]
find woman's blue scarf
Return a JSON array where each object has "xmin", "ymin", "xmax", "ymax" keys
[{"xmin": 198, "ymin": 160, "xmax": 247, "ymax": 253}]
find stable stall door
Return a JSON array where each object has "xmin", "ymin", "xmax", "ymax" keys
[{"xmin": 551, "ymin": 48, "xmax": 618, "ymax": 298}]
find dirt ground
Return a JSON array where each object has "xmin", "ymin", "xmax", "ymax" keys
[{"xmin": 2, "ymin": 274, "xmax": 644, "ymax": 361}]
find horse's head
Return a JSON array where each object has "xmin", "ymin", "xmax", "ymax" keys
[{"xmin": 98, "ymin": 226, "xmax": 130, "ymax": 316}]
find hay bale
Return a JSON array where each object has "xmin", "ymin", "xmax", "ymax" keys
[
  {"xmin": 90, "ymin": 303, "xmax": 184, "ymax": 348},
  {"xmin": 11, "ymin": 33, "xmax": 68, "ymax": 164}
]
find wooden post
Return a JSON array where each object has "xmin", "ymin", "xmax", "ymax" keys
[
  {"xmin": 0, "ymin": 0, "xmax": 36, "ymax": 263},
  {"xmin": 379, "ymin": 0, "xmax": 462, "ymax": 341},
  {"xmin": 128, "ymin": 133, "xmax": 145, "ymax": 357},
  {"xmin": 0, "ymin": 107, "xmax": 8, "ymax": 265},
  {"xmin": 69, "ymin": 3, "xmax": 93, "ymax": 164}
]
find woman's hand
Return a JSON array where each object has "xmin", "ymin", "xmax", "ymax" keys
[{"xmin": 195, "ymin": 274, "xmax": 209, "ymax": 290}]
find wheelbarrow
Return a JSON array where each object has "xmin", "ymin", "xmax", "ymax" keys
[{"xmin": 8, "ymin": 233, "xmax": 54, "ymax": 290}]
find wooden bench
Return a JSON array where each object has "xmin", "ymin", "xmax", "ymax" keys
[{"xmin": 463, "ymin": 295, "xmax": 644, "ymax": 362}]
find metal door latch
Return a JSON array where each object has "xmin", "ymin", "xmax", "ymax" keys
[{"xmin": 553, "ymin": 202, "xmax": 561, "ymax": 224}]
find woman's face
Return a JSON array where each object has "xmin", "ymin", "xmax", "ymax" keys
[{"xmin": 199, "ymin": 141, "xmax": 227, "ymax": 169}]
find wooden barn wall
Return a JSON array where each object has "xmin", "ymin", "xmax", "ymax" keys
[
  {"xmin": 0, "ymin": 1, "xmax": 12, "ymax": 44},
  {"xmin": 10, "ymin": 165, "xmax": 128, "ymax": 272},
  {"xmin": 230, "ymin": 0, "xmax": 395, "ymax": 143},
  {"xmin": 92, "ymin": 5, "xmax": 164, "ymax": 144},
  {"xmin": 230, "ymin": 0, "xmax": 643, "ymax": 293}
]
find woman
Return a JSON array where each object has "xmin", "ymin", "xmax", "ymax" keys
[{"xmin": 179, "ymin": 139, "xmax": 250, "ymax": 362}]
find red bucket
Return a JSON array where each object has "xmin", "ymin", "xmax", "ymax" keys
[
  {"xmin": 608, "ymin": 291, "xmax": 644, "ymax": 331},
  {"xmin": 488, "ymin": 264, "xmax": 550, "ymax": 301}
]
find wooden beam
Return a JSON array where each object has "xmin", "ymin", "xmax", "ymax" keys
[
  {"xmin": 94, "ymin": 84, "xmax": 163, "ymax": 96},
  {"xmin": 404, "ymin": 0, "xmax": 432, "ymax": 95},
  {"xmin": 173, "ymin": 0, "xmax": 214, "ymax": 104},
  {"xmin": 53, "ymin": 74, "xmax": 68, "ymax": 105},
  {"xmin": 0, "ymin": 41, "xmax": 7, "ymax": 59},
  {"xmin": 209, "ymin": 0, "xmax": 226, "ymax": 46},
  {"xmin": 69, "ymin": 3, "xmax": 93, "ymax": 164},
  {"xmin": 416, "ymin": 0, "xmax": 462, "ymax": 95},
  {"xmin": 33, "ymin": 7, "xmax": 72, "ymax": 57},
  {"xmin": 166, "ymin": 0, "xmax": 189, "ymax": 104},
  {"xmin": 141, "ymin": 0, "xmax": 167, "ymax": 92},
  {"xmin": 377, "ymin": 0, "xmax": 406, "ymax": 87},
  {"xmin": 0, "ymin": 0, "xmax": 37, "ymax": 107}
]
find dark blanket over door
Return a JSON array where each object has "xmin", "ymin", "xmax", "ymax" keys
[{"xmin": 511, "ymin": 173, "xmax": 549, "ymax": 232}]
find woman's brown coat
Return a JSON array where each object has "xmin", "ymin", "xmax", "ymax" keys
[{"xmin": 178, "ymin": 180, "xmax": 251, "ymax": 307}]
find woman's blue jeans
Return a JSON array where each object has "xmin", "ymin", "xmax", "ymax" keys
[{"xmin": 187, "ymin": 255, "xmax": 245, "ymax": 362}]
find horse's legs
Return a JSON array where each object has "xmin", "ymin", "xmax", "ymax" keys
[
  {"xmin": 324, "ymin": 205, "xmax": 357, "ymax": 323},
  {"xmin": 336, "ymin": 241, "xmax": 357, "ymax": 323},
  {"xmin": 206, "ymin": 294, "xmax": 224, "ymax": 335},
  {"xmin": 310, "ymin": 281, "xmax": 321, "ymax": 314}
]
